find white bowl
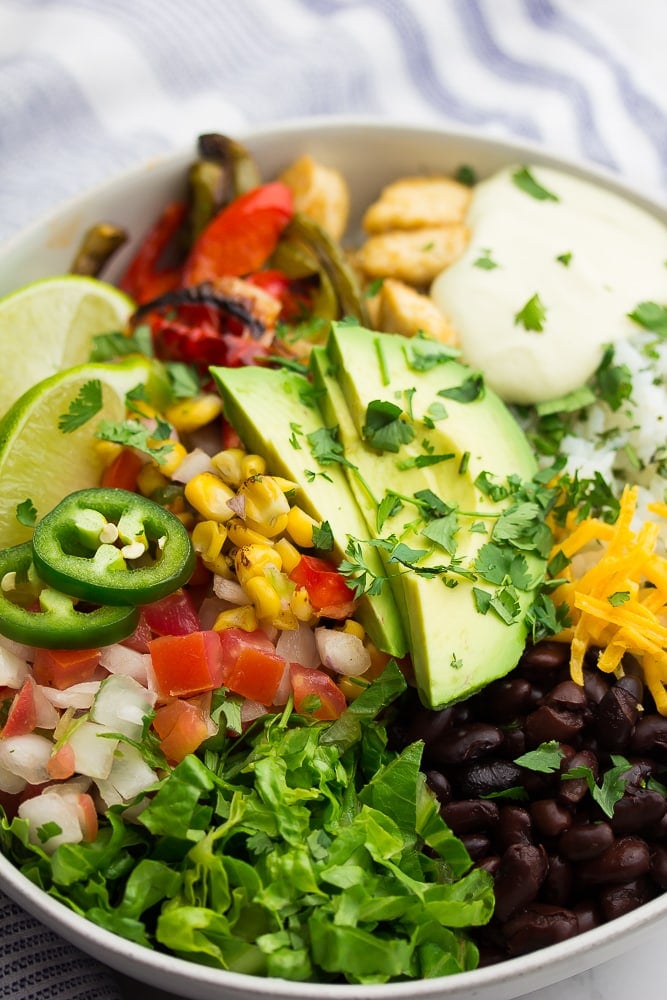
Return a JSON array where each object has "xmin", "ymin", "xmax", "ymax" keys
[{"xmin": 1, "ymin": 117, "xmax": 666, "ymax": 1000}]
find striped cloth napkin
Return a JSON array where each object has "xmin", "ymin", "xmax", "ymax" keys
[{"xmin": 0, "ymin": 1, "xmax": 665, "ymax": 996}]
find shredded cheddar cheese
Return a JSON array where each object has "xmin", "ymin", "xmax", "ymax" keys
[{"xmin": 549, "ymin": 485, "xmax": 667, "ymax": 712}]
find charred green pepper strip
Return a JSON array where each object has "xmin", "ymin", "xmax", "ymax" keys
[
  {"xmin": 32, "ymin": 488, "xmax": 196, "ymax": 607},
  {"xmin": 0, "ymin": 543, "xmax": 139, "ymax": 649}
]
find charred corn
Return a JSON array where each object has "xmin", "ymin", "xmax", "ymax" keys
[{"xmin": 184, "ymin": 472, "xmax": 236, "ymax": 522}]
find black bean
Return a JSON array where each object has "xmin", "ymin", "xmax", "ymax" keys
[
  {"xmin": 650, "ymin": 845, "xmax": 667, "ymax": 890},
  {"xmin": 476, "ymin": 677, "xmax": 535, "ymax": 721},
  {"xmin": 559, "ymin": 822, "xmax": 614, "ymax": 861},
  {"xmin": 460, "ymin": 832, "xmax": 492, "ymax": 860},
  {"xmin": 599, "ymin": 877, "xmax": 653, "ymax": 922},
  {"xmin": 476, "ymin": 855, "xmax": 501, "ymax": 878},
  {"xmin": 578, "ymin": 836, "xmax": 650, "ymax": 886},
  {"xmin": 573, "ymin": 900, "xmax": 600, "ymax": 933},
  {"xmin": 503, "ymin": 903, "xmax": 579, "ymax": 956},
  {"xmin": 631, "ymin": 715, "xmax": 667, "ymax": 757},
  {"xmin": 425, "ymin": 769, "xmax": 452, "ymax": 804},
  {"xmin": 521, "ymin": 642, "xmax": 570, "ymax": 672},
  {"xmin": 430, "ymin": 722, "xmax": 504, "ymax": 765},
  {"xmin": 457, "ymin": 759, "xmax": 523, "ymax": 798},
  {"xmin": 403, "ymin": 703, "xmax": 455, "ymax": 748},
  {"xmin": 610, "ymin": 789, "xmax": 667, "ymax": 835},
  {"xmin": 501, "ymin": 727, "xmax": 526, "ymax": 758},
  {"xmin": 440, "ymin": 799, "xmax": 499, "ymax": 835},
  {"xmin": 559, "ymin": 749, "xmax": 599, "ymax": 806},
  {"xmin": 543, "ymin": 855, "xmax": 573, "ymax": 906},
  {"xmin": 595, "ymin": 685, "xmax": 641, "ymax": 752},
  {"xmin": 530, "ymin": 799, "xmax": 573, "ymax": 838},
  {"xmin": 618, "ymin": 674, "xmax": 644, "ymax": 703},
  {"xmin": 493, "ymin": 843, "xmax": 548, "ymax": 922},
  {"xmin": 497, "ymin": 805, "xmax": 533, "ymax": 851},
  {"xmin": 582, "ymin": 668, "xmax": 610, "ymax": 706},
  {"xmin": 525, "ymin": 704, "xmax": 585, "ymax": 745},
  {"xmin": 544, "ymin": 681, "xmax": 588, "ymax": 714}
]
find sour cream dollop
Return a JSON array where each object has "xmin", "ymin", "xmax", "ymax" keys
[{"xmin": 430, "ymin": 164, "xmax": 667, "ymax": 404}]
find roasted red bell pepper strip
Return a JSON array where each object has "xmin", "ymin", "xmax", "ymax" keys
[
  {"xmin": 120, "ymin": 201, "xmax": 186, "ymax": 304},
  {"xmin": 182, "ymin": 182, "xmax": 293, "ymax": 286}
]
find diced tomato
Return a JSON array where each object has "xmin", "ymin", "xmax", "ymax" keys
[
  {"xmin": 119, "ymin": 200, "xmax": 186, "ymax": 304},
  {"xmin": 221, "ymin": 420, "xmax": 243, "ymax": 450},
  {"xmin": 121, "ymin": 613, "xmax": 153, "ymax": 653},
  {"xmin": 223, "ymin": 646, "xmax": 287, "ymax": 706},
  {"xmin": 182, "ymin": 182, "xmax": 293, "ymax": 286},
  {"xmin": 1, "ymin": 678, "xmax": 37, "ymax": 738},
  {"xmin": 101, "ymin": 447, "xmax": 144, "ymax": 492},
  {"xmin": 148, "ymin": 630, "xmax": 223, "ymax": 698},
  {"xmin": 290, "ymin": 664, "xmax": 347, "ymax": 721},
  {"xmin": 143, "ymin": 590, "xmax": 200, "ymax": 636},
  {"xmin": 32, "ymin": 648, "xmax": 101, "ymax": 690},
  {"xmin": 74, "ymin": 792, "xmax": 99, "ymax": 842},
  {"xmin": 153, "ymin": 698, "xmax": 211, "ymax": 763},
  {"xmin": 288, "ymin": 555, "xmax": 356, "ymax": 618},
  {"xmin": 218, "ymin": 627, "xmax": 275, "ymax": 667},
  {"xmin": 46, "ymin": 744, "xmax": 76, "ymax": 781}
]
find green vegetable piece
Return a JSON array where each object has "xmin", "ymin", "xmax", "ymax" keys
[
  {"xmin": 72, "ymin": 507, "xmax": 108, "ymax": 550},
  {"xmin": 116, "ymin": 508, "xmax": 149, "ymax": 549},
  {"xmin": 512, "ymin": 166, "xmax": 559, "ymax": 202}
]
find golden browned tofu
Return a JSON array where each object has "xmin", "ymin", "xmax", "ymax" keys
[
  {"xmin": 374, "ymin": 278, "xmax": 458, "ymax": 344},
  {"xmin": 363, "ymin": 176, "xmax": 472, "ymax": 233},
  {"xmin": 355, "ymin": 225, "xmax": 469, "ymax": 286},
  {"xmin": 279, "ymin": 154, "xmax": 350, "ymax": 240}
]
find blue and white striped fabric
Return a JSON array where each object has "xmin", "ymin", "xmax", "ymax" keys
[{"xmin": 0, "ymin": 1, "xmax": 665, "ymax": 997}]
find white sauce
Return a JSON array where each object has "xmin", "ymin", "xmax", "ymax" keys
[{"xmin": 430, "ymin": 164, "xmax": 667, "ymax": 404}]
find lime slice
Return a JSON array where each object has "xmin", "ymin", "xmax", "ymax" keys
[
  {"xmin": 0, "ymin": 358, "xmax": 156, "ymax": 549},
  {"xmin": 0, "ymin": 275, "xmax": 135, "ymax": 416}
]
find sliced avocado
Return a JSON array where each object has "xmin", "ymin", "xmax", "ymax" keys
[
  {"xmin": 209, "ymin": 363, "xmax": 408, "ymax": 658},
  {"xmin": 324, "ymin": 323, "xmax": 544, "ymax": 709}
]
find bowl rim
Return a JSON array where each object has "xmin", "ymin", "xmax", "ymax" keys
[{"xmin": 1, "ymin": 113, "xmax": 666, "ymax": 998}]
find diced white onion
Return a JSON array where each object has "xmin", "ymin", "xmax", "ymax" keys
[
  {"xmin": 0, "ymin": 733, "xmax": 53, "ymax": 785},
  {"xmin": 32, "ymin": 683, "xmax": 60, "ymax": 730},
  {"xmin": 212, "ymin": 576, "xmax": 247, "ymax": 605},
  {"xmin": 0, "ymin": 761, "xmax": 26, "ymax": 794},
  {"xmin": 0, "ymin": 635, "xmax": 34, "ymax": 664},
  {"xmin": 276, "ymin": 624, "xmax": 320, "ymax": 670},
  {"xmin": 67, "ymin": 722, "xmax": 119, "ymax": 780},
  {"xmin": 241, "ymin": 699, "xmax": 269, "ymax": 725},
  {"xmin": 90, "ymin": 675, "xmax": 156, "ymax": 741},
  {"xmin": 100, "ymin": 643, "xmax": 150, "ymax": 684},
  {"xmin": 0, "ymin": 646, "xmax": 30, "ymax": 689},
  {"xmin": 171, "ymin": 448, "xmax": 216, "ymax": 483},
  {"xmin": 39, "ymin": 681, "xmax": 101, "ymax": 710},
  {"xmin": 96, "ymin": 744, "xmax": 157, "ymax": 806},
  {"xmin": 272, "ymin": 664, "xmax": 292, "ymax": 706},
  {"xmin": 198, "ymin": 596, "xmax": 231, "ymax": 629},
  {"xmin": 18, "ymin": 792, "xmax": 83, "ymax": 853},
  {"xmin": 314, "ymin": 628, "xmax": 371, "ymax": 676}
]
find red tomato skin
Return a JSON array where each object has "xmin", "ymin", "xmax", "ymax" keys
[
  {"xmin": 223, "ymin": 646, "xmax": 287, "ymax": 706},
  {"xmin": 218, "ymin": 627, "xmax": 275, "ymax": 668},
  {"xmin": 32, "ymin": 648, "xmax": 101, "ymax": 690},
  {"xmin": 121, "ymin": 613, "xmax": 153, "ymax": 653},
  {"xmin": 101, "ymin": 447, "xmax": 144, "ymax": 492},
  {"xmin": 182, "ymin": 182, "xmax": 293, "ymax": 286},
  {"xmin": 153, "ymin": 698, "xmax": 210, "ymax": 763},
  {"xmin": 288, "ymin": 555, "xmax": 356, "ymax": 615},
  {"xmin": 149, "ymin": 630, "xmax": 224, "ymax": 698},
  {"xmin": 290, "ymin": 664, "xmax": 347, "ymax": 721},
  {"xmin": 1, "ymin": 679, "xmax": 37, "ymax": 738},
  {"xmin": 142, "ymin": 590, "xmax": 200, "ymax": 636}
]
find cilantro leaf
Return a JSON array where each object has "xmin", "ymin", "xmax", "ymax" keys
[
  {"xmin": 515, "ymin": 741, "xmax": 565, "ymax": 773},
  {"xmin": 592, "ymin": 345, "xmax": 633, "ymax": 411},
  {"xmin": 514, "ymin": 293, "xmax": 547, "ymax": 332},
  {"xmin": 58, "ymin": 379, "xmax": 103, "ymax": 433},
  {"xmin": 406, "ymin": 340, "xmax": 460, "ymax": 372},
  {"xmin": 628, "ymin": 300, "xmax": 667, "ymax": 337},
  {"xmin": 15, "ymin": 498, "xmax": 37, "ymax": 528},
  {"xmin": 473, "ymin": 248, "xmax": 499, "ymax": 270},
  {"xmin": 306, "ymin": 426, "xmax": 354, "ymax": 469},
  {"xmin": 421, "ymin": 511, "xmax": 460, "ymax": 556},
  {"xmin": 363, "ymin": 399, "xmax": 415, "ymax": 453},
  {"xmin": 455, "ymin": 164, "xmax": 477, "ymax": 187},
  {"xmin": 556, "ymin": 251, "xmax": 572, "ymax": 266},
  {"xmin": 397, "ymin": 452, "xmax": 455, "ymax": 470},
  {"xmin": 96, "ymin": 418, "xmax": 174, "ymax": 464},
  {"xmin": 312, "ymin": 520, "xmax": 334, "ymax": 552},
  {"xmin": 563, "ymin": 755, "xmax": 632, "ymax": 818},
  {"xmin": 608, "ymin": 590, "xmax": 630, "ymax": 607},
  {"xmin": 438, "ymin": 374, "xmax": 485, "ymax": 403},
  {"xmin": 165, "ymin": 362, "xmax": 202, "ymax": 399},
  {"xmin": 512, "ymin": 167, "xmax": 559, "ymax": 202},
  {"xmin": 88, "ymin": 325, "xmax": 154, "ymax": 362},
  {"xmin": 377, "ymin": 493, "xmax": 403, "ymax": 532}
]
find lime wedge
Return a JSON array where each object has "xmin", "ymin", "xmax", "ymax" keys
[
  {"xmin": 0, "ymin": 275, "xmax": 135, "ymax": 416},
  {"xmin": 0, "ymin": 358, "xmax": 156, "ymax": 549}
]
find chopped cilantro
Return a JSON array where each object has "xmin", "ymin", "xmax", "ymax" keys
[
  {"xmin": 377, "ymin": 493, "xmax": 403, "ymax": 532},
  {"xmin": 338, "ymin": 538, "xmax": 387, "ymax": 597},
  {"xmin": 397, "ymin": 452, "xmax": 455, "ymax": 470},
  {"xmin": 363, "ymin": 399, "xmax": 415, "ymax": 453},
  {"xmin": 405, "ymin": 340, "xmax": 460, "ymax": 372},
  {"xmin": 608, "ymin": 590, "xmax": 630, "ymax": 607},
  {"xmin": 556, "ymin": 251, "xmax": 572, "ymax": 266},
  {"xmin": 455, "ymin": 164, "xmax": 477, "ymax": 187},
  {"xmin": 306, "ymin": 426, "xmax": 354, "ymax": 469},
  {"xmin": 88, "ymin": 325, "xmax": 154, "ymax": 362},
  {"xmin": 425, "ymin": 400, "xmax": 448, "ymax": 422},
  {"xmin": 364, "ymin": 278, "xmax": 384, "ymax": 298},
  {"xmin": 421, "ymin": 511, "xmax": 460, "ymax": 556},
  {"xmin": 37, "ymin": 821, "xmax": 63, "ymax": 844},
  {"xmin": 535, "ymin": 385, "xmax": 596, "ymax": 417},
  {"xmin": 450, "ymin": 653, "xmax": 463, "ymax": 670},
  {"xmin": 265, "ymin": 355, "xmax": 310, "ymax": 375},
  {"xmin": 514, "ymin": 293, "xmax": 547, "ymax": 332},
  {"xmin": 458, "ymin": 451, "xmax": 470, "ymax": 475},
  {"xmin": 473, "ymin": 248, "xmax": 499, "ymax": 270},
  {"xmin": 438, "ymin": 373, "xmax": 485, "ymax": 403},
  {"xmin": 15, "ymin": 498, "xmax": 37, "ymax": 527},
  {"xmin": 628, "ymin": 300, "xmax": 667, "ymax": 337},
  {"xmin": 592, "ymin": 345, "xmax": 633, "ymax": 411},
  {"xmin": 562, "ymin": 754, "xmax": 632, "ymax": 818},
  {"xmin": 165, "ymin": 362, "xmax": 202, "ymax": 400},
  {"xmin": 96, "ymin": 417, "xmax": 174, "ymax": 464},
  {"xmin": 58, "ymin": 379, "xmax": 103, "ymax": 433},
  {"xmin": 374, "ymin": 337, "xmax": 391, "ymax": 386},
  {"xmin": 515, "ymin": 740, "xmax": 565, "ymax": 773},
  {"xmin": 512, "ymin": 166, "xmax": 559, "ymax": 202},
  {"xmin": 312, "ymin": 520, "xmax": 334, "ymax": 552}
]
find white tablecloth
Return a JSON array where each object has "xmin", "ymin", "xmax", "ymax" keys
[{"xmin": 0, "ymin": 1, "xmax": 665, "ymax": 996}]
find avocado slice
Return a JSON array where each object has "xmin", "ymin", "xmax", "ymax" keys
[
  {"xmin": 324, "ymin": 323, "xmax": 545, "ymax": 709},
  {"xmin": 209, "ymin": 363, "xmax": 408, "ymax": 658}
]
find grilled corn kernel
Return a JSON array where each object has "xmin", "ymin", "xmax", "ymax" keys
[
  {"xmin": 95, "ymin": 440, "xmax": 122, "ymax": 466},
  {"xmin": 290, "ymin": 586, "xmax": 314, "ymax": 622},
  {"xmin": 205, "ymin": 551, "xmax": 235, "ymax": 579},
  {"xmin": 285, "ymin": 506, "xmax": 318, "ymax": 548},
  {"xmin": 240, "ymin": 453, "xmax": 266, "ymax": 479},
  {"xmin": 211, "ymin": 448, "xmax": 246, "ymax": 487},
  {"xmin": 239, "ymin": 476, "xmax": 290, "ymax": 536},
  {"xmin": 165, "ymin": 393, "xmax": 223, "ymax": 434},
  {"xmin": 227, "ymin": 518, "xmax": 273, "ymax": 548},
  {"xmin": 244, "ymin": 576, "xmax": 282, "ymax": 622},
  {"xmin": 235, "ymin": 544, "xmax": 282, "ymax": 586},
  {"xmin": 213, "ymin": 605, "xmax": 258, "ymax": 631},
  {"xmin": 272, "ymin": 476, "xmax": 300, "ymax": 496},
  {"xmin": 158, "ymin": 440, "xmax": 188, "ymax": 477},
  {"xmin": 273, "ymin": 607, "xmax": 300, "ymax": 631},
  {"xmin": 184, "ymin": 473, "xmax": 236, "ymax": 522},
  {"xmin": 191, "ymin": 520, "xmax": 228, "ymax": 563},
  {"xmin": 342, "ymin": 619, "xmax": 365, "ymax": 641},
  {"xmin": 137, "ymin": 462, "xmax": 168, "ymax": 497},
  {"xmin": 274, "ymin": 537, "xmax": 301, "ymax": 574}
]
